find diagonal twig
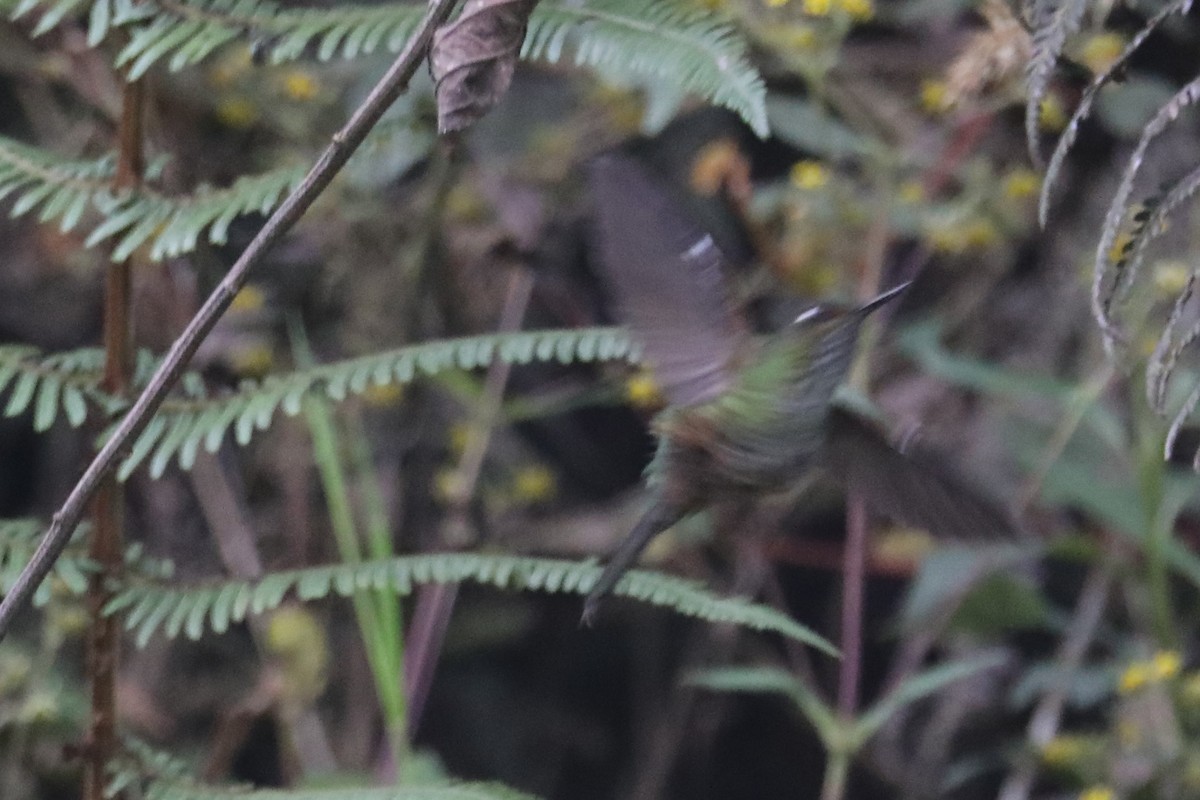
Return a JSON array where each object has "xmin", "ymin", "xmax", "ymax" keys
[{"xmin": 0, "ymin": 0, "xmax": 462, "ymax": 641}]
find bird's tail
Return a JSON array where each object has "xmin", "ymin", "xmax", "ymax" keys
[{"xmin": 582, "ymin": 503, "xmax": 683, "ymax": 626}]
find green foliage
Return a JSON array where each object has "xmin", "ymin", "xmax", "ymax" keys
[
  {"xmin": 0, "ymin": 136, "xmax": 305, "ymax": 262},
  {"xmin": 130, "ymin": 784, "xmax": 543, "ymax": 800},
  {"xmin": 0, "ymin": 329, "xmax": 637, "ymax": 476},
  {"xmin": 0, "ymin": 518, "xmax": 90, "ymax": 605},
  {"xmin": 120, "ymin": 326, "xmax": 637, "ymax": 479},
  {"xmin": 9, "ymin": 0, "xmax": 767, "ymax": 136},
  {"xmin": 1024, "ymin": 0, "xmax": 1089, "ymax": 164},
  {"xmin": 106, "ymin": 552, "xmax": 834, "ymax": 652},
  {"xmin": 108, "ymin": 740, "xmax": 542, "ymax": 800},
  {"xmin": 521, "ymin": 0, "xmax": 768, "ymax": 136},
  {"xmin": 688, "ymin": 655, "xmax": 1003, "ymax": 753},
  {"xmin": 1, "ymin": 518, "xmax": 174, "ymax": 606},
  {"xmin": 1032, "ymin": 0, "xmax": 1200, "ymax": 461},
  {"xmin": 0, "ymin": 345, "xmax": 107, "ymax": 431},
  {"xmin": 1038, "ymin": 0, "xmax": 1194, "ymax": 225}
]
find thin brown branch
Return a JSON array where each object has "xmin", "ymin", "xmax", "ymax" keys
[
  {"xmin": 0, "ymin": 0, "xmax": 462, "ymax": 642},
  {"xmin": 405, "ymin": 268, "xmax": 534, "ymax": 740},
  {"xmin": 84, "ymin": 75, "xmax": 143, "ymax": 800}
]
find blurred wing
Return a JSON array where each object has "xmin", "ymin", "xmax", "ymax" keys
[
  {"xmin": 822, "ymin": 406, "xmax": 1024, "ymax": 541},
  {"xmin": 589, "ymin": 154, "xmax": 744, "ymax": 407}
]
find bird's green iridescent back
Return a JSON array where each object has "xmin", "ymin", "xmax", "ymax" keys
[{"xmin": 650, "ymin": 313, "xmax": 866, "ymax": 493}]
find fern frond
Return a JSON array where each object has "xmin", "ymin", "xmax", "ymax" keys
[
  {"xmin": 13, "ymin": 0, "xmax": 767, "ymax": 135},
  {"xmin": 110, "ymin": 740, "xmax": 542, "ymax": 800},
  {"xmin": 118, "ymin": 326, "xmax": 638, "ymax": 479},
  {"xmin": 521, "ymin": 0, "xmax": 767, "ymax": 136},
  {"xmin": 0, "ymin": 135, "xmax": 305, "ymax": 261},
  {"xmin": 0, "ymin": 518, "xmax": 91, "ymax": 602},
  {"xmin": 92, "ymin": 165, "xmax": 306, "ymax": 261},
  {"xmin": 1024, "ymin": 0, "xmax": 1088, "ymax": 165},
  {"xmin": 1038, "ymin": 0, "xmax": 1194, "ymax": 226},
  {"xmin": 1133, "ymin": 169, "xmax": 1200, "ymax": 415},
  {"xmin": 0, "ymin": 136, "xmax": 115, "ymax": 232},
  {"xmin": 107, "ymin": 552, "xmax": 834, "ymax": 652},
  {"xmin": 0, "ymin": 344, "xmax": 108, "ymax": 430},
  {"xmin": 138, "ymin": 780, "xmax": 541, "ymax": 800},
  {"xmin": 1165, "ymin": 376, "xmax": 1200, "ymax": 467},
  {"xmin": 1118, "ymin": 168, "xmax": 1200, "ymax": 339},
  {"xmin": 1148, "ymin": 273, "xmax": 1200, "ymax": 415},
  {"xmin": 1091, "ymin": 75, "xmax": 1200, "ymax": 350}
]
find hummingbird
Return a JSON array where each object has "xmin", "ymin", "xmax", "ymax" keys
[{"xmin": 582, "ymin": 154, "xmax": 1022, "ymax": 624}]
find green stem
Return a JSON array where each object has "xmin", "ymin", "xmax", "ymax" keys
[
  {"xmin": 818, "ymin": 749, "xmax": 850, "ymax": 800},
  {"xmin": 346, "ymin": 410, "xmax": 408, "ymax": 761},
  {"xmin": 1134, "ymin": 387, "xmax": 1174, "ymax": 646},
  {"xmin": 292, "ymin": 321, "xmax": 409, "ymax": 763}
]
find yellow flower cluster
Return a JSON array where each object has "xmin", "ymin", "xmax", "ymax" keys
[
  {"xmin": 1078, "ymin": 786, "xmax": 1114, "ymax": 800},
  {"xmin": 216, "ymin": 97, "xmax": 258, "ymax": 129},
  {"xmin": 626, "ymin": 371, "xmax": 665, "ymax": 409},
  {"xmin": 1118, "ymin": 650, "xmax": 1182, "ymax": 694},
  {"xmin": 926, "ymin": 217, "xmax": 999, "ymax": 254},
  {"xmin": 1002, "ymin": 169, "xmax": 1041, "ymax": 200},
  {"xmin": 1079, "ymin": 33, "xmax": 1125, "ymax": 76},
  {"xmin": 512, "ymin": 464, "xmax": 557, "ymax": 504},
  {"xmin": 1040, "ymin": 735, "xmax": 1085, "ymax": 766},
  {"xmin": 230, "ymin": 284, "xmax": 267, "ymax": 313},
  {"xmin": 920, "ymin": 80, "xmax": 949, "ymax": 114},
  {"xmin": 790, "ymin": 160, "xmax": 830, "ymax": 190},
  {"xmin": 1153, "ymin": 260, "xmax": 1190, "ymax": 297},
  {"xmin": 362, "ymin": 382, "xmax": 405, "ymax": 407},
  {"xmin": 1039, "ymin": 96, "xmax": 1068, "ymax": 132},
  {"xmin": 281, "ymin": 69, "xmax": 320, "ymax": 101},
  {"xmin": 768, "ymin": 0, "xmax": 873, "ymax": 21}
]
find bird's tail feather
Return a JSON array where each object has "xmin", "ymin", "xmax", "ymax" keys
[{"xmin": 582, "ymin": 503, "xmax": 683, "ymax": 626}]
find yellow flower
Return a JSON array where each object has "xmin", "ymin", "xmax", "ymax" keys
[
  {"xmin": 266, "ymin": 606, "xmax": 330, "ymax": 706},
  {"xmin": 449, "ymin": 421, "xmax": 473, "ymax": 454},
  {"xmin": 1119, "ymin": 662, "xmax": 1151, "ymax": 694},
  {"xmin": 230, "ymin": 285, "xmax": 266, "ymax": 313},
  {"xmin": 790, "ymin": 160, "xmax": 830, "ymax": 190},
  {"xmin": 1180, "ymin": 671, "xmax": 1200, "ymax": 707},
  {"xmin": 512, "ymin": 464, "xmax": 557, "ymax": 504},
  {"xmin": 434, "ymin": 467, "xmax": 468, "ymax": 504},
  {"xmin": 216, "ymin": 97, "xmax": 258, "ymax": 129},
  {"xmin": 229, "ymin": 343, "xmax": 274, "ymax": 377},
  {"xmin": 1153, "ymin": 262, "xmax": 1190, "ymax": 297},
  {"xmin": 1040, "ymin": 736, "xmax": 1084, "ymax": 766},
  {"xmin": 926, "ymin": 217, "xmax": 997, "ymax": 254},
  {"xmin": 898, "ymin": 180, "xmax": 924, "ymax": 204},
  {"xmin": 362, "ymin": 382, "xmax": 404, "ymax": 407},
  {"xmin": 785, "ymin": 25, "xmax": 819, "ymax": 49},
  {"xmin": 803, "ymin": 0, "xmax": 832, "ymax": 15},
  {"xmin": 1079, "ymin": 33, "xmax": 1125, "ymax": 76},
  {"xmin": 626, "ymin": 371, "xmax": 664, "ymax": 409},
  {"xmin": 1039, "ymin": 96, "xmax": 1068, "ymax": 132},
  {"xmin": 963, "ymin": 218, "xmax": 999, "ymax": 249},
  {"xmin": 1079, "ymin": 786, "xmax": 1114, "ymax": 800},
  {"xmin": 208, "ymin": 48, "xmax": 252, "ymax": 88},
  {"xmin": 1002, "ymin": 169, "xmax": 1041, "ymax": 200},
  {"xmin": 765, "ymin": 0, "xmax": 789, "ymax": 8},
  {"xmin": 1116, "ymin": 718, "xmax": 1142, "ymax": 748},
  {"xmin": 920, "ymin": 80, "xmax": 949, "ymax": 114},
  {"xmin": 838, "ymin": 0, "xmax": 874, "ymax": 21},
  {"xmin": 1107, "ymin": 232, "xmax": 1133, "ymax": 265},
  {"xmin": 1152, "ymin": 649, "xmax": 1182, "ymax": 680},
  {"xmin": 281, "ymin": 69, "xmax": 320, "ymax": 101}
]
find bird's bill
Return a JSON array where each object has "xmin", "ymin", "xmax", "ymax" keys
[{"xmin": 856, "ymin": 281, "xmax": 912, "ymax": 316}]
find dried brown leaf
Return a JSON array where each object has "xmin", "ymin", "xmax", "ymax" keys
[{"xmin": 429, "ymin": 0, "xmax": 538, "ymax": 133}]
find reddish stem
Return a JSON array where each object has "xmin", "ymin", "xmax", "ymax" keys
[{"xmin": 84, "ymin": 77, "xmax": 143, "ymax": 800}]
